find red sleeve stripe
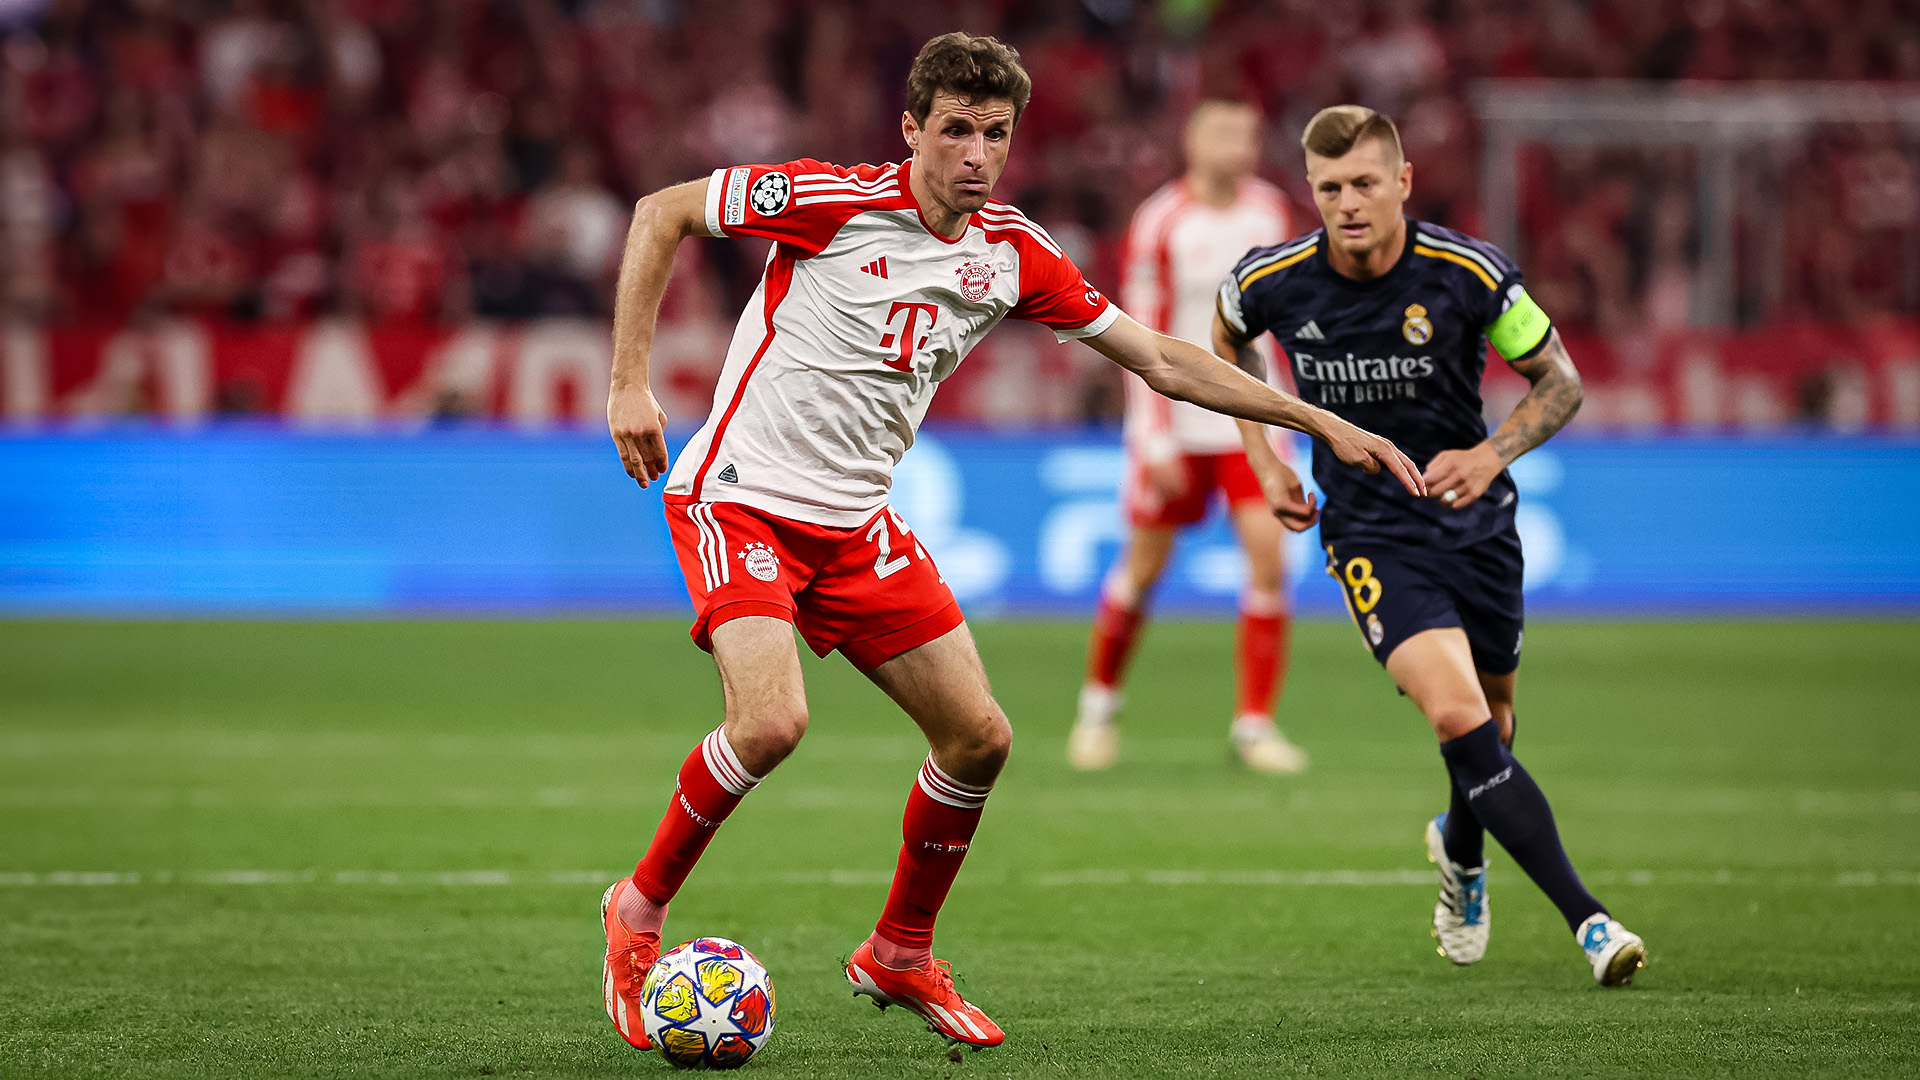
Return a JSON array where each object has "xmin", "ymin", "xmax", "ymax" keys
[
  {"xmin": 1121, "ymin": 184, "xmax": 1181, "ymax": 317},
  {"xmin": 1129, "ymin": 184, "xmax": 1185, "ymax": 238},
  {"xmin": 1149, "ymin": 199, "xmax": 1190, "ymax": 334}
]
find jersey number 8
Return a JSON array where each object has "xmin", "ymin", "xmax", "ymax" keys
[{"xmin": 1342, "ymin": 557, "xmax": 1384, "ymax": 614}]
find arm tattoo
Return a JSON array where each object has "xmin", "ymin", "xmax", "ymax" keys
[{"xmin": 1486, "ymin": 329, "xmax": 1582, "ymax": 465}]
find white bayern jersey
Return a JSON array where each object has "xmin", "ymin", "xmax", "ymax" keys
[
  {"xmin": 1122, "ymin": 177, "xmax": 1290, "ymax": 459},
  {"xmin": 663, "ymin": 158, "xmax": 1116, "ymax": 527}
]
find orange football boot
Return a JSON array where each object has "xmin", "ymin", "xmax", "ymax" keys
[
  {"xmin": 845, "ymin": 940, "xmax": 1006, "ymax": 1048},
  {"xmin": 600, "ymin": 879, "xmax": 659, "ymax": 1051}
]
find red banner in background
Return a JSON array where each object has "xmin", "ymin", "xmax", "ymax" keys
[{"xmin": 4, "ymin": 318, "xmax": 1919, "ymax": 431}]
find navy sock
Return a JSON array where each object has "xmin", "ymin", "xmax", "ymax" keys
[
  {"xmin": 1440, "ymin": 719, "xmax": 1606, "ymax": 932},
  {"xmin": 1442, "ymin": 714, "xmax": 1513, "ymax": 868},
  {"xmin": 1443, "ymin": 782, "xmax": 1484, "ymax": 867}
]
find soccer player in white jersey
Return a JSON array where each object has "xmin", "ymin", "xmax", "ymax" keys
[
  {"xmin": 1068, "ymin": 100, "xmax": 1311, "ymax": 775},
  {"xmin": 598, "ymin": 34, "xmax": 1424, "ymax": 1052}
]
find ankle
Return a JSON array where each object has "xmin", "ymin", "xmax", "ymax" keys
[
  {"xmin": 1231, "ymin": 714, "xmax": 1273, "ymax": 738},
  {"xmin": 1076, "ymin": 683, "xmax": 1122, "ymax": 728},
  {"xmin": 617, "ymin": 883, "xmax": 668, "ymax": 937},
  {"xmin": 867, "ymin": 932, "xmax": 931, "ymax": 972}
]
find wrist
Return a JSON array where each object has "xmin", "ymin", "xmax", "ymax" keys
[{"xmin": 1295, "ymin": 407, "xmax": 1335, "ymax": 442}]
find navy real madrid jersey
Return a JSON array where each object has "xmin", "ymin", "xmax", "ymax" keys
[{"xmin": 1217, "ymin": 218, "xmax": 1551, "ymax": 549}]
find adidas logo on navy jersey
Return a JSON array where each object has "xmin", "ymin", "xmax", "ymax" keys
[
  {"xmin": 717, "ymin": 464, "xmax": 739, "ymax": 483},
  {"xmin": 1296, "ymin": 320, "xmax": 1326, "ymax": 341},
  {"xmin": 859, "ymin": 257, "xmax": 889, "ymax": 279}
]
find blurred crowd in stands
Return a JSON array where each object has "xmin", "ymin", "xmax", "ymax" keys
[{"xmin": 3, "ymin": 0, "xmax": 1920, "ymax": 426}]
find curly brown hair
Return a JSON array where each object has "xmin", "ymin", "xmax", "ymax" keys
[{"xmin": 906, "ymin": 32, "xmax": 1032, "ymax": 126}]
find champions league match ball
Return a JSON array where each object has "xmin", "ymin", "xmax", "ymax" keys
[{"xmin": 640, "ymin": 937, "xmax": 777, "ymax": 1069}]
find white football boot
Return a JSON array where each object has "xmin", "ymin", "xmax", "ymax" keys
[
  {"xmin": 1576, "ymin": 913, "xmax": 1646, "ymax": 986},
  {"xmin": 1424, "ymin": 813, "xmax": 1490, "ymax": 964},
  {"xmin": 1067, "ymin": 684, "xmax": 1121, "ymax": 770},
  {"xmin": 1231, "ymin": 716, "xmax": 1309, "ymax": 775}
]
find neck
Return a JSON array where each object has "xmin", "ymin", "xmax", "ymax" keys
[
  {"xmin": 1327, "ymin": 214, "xmax": 1408, "ymax": 281},
  {"xmin": 908, "ymin": 159, "xmax": 970, "ymax": 240},
  {"xmin": 1188, "ymin": 170, "xmax": 1240, "ymax": 209}
]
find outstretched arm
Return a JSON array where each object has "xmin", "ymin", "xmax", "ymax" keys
[
  {"xmin": 1210, "ymin": 316, "xmax": 1319, "ymax": 531},
  {"xmin": 1085, "ymin": 309, "xmax": 1427, "ymax": 497},
  {"xmin": 1422, "ymin": 328, "xmax": 1583, "ymax": 509},
  {"xmin": 608, "ymin": 178, "xmax": 710, "ymax": 487}
]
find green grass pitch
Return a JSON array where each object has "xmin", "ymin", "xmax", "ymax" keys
[{"xmin": 2, "ymin": 618, "xmax": 1917, "ymax": 1078}]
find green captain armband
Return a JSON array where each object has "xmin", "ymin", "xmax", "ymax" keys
[{"xmin": 1487, "ymin": 288, "xmax": 1551, "ymax": 360}]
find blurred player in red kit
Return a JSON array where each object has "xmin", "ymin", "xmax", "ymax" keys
[
  {"xmin": 599, "ymin": 34, "xmax": 1422, "ymax": 1052},
  {"xmin": 1069, "ymin": 100, "xmax": 1309, "ymax": 775}
]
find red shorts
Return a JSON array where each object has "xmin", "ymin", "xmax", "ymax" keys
[
  {"xmin": 664, "ymin": 497, "xmax": 964, "ymax": 671},
  {"xmin": 1124, "ymin": 450, "xmax": 1266, "ymax": 529}
]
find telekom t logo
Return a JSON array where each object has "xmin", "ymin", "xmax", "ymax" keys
[{"xmin": 879, "ymin": 302, "xmax": 939, "ymax": 372}]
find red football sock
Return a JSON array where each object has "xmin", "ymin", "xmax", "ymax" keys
[
  {"xmin": 1234, "ymin": 597, "xmax": 1290, "ymax": 719},
  {"xmin": 873, "ymin": 757, "xmax": 992, "ymax": 964},
  {"xmin": 1086, "ymin": 589, "xmax": 1146, "ymax": 690},
  {"xmin": 631, "ymin": 726, "xmax": 762, "ymax": 907}
]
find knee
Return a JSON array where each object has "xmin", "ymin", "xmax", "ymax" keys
[
  {"xmin": 1426, "ymin": 703, "xmax": 1490, "ymax": 743},
  {"xmin": 1241, "ymin": 585, "xmax": 1285, "ymax": 617},
  {"xmin": 726, "ymin": 703, "xmax": 808, "ymax": 775},
  {"xmin": 942, "ymin": 705, "xmax": 1012, "ymax": 785},
  {"xmin": 1103, "ymin": 565, "xmax": 1152, "ymax": 608}
]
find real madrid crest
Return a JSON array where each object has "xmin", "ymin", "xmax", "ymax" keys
[{"xmin": 1402, "ymin": 303, "xmax": 1433, "ymax": 345}]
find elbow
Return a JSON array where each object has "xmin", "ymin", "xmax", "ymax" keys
[
  {"xmin": 631, "ymin": 191, "xmax": 697, "ymax": 240},
  {"xmin": 631, "ymin": 192, "xmax": 671, "ymax": 232},
  {"xmin": 1141, "ymin": 363, "xmax": 1189, "ymax": 403},
  {"xmin": 1135, "ymin": 339, "xmax": 1190, "ymax": 401},
  {"xmin": 1553, "ymin": 367, "xmax": 1584, "ymax": 421}
]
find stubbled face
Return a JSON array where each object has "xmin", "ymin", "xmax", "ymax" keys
[
  {"xmin": 904, "ymin": 91, "xmax": 1015, "ymax": 216},
  {"xmin": 1306, "ymin": 137, "xmax": 1412, "ymax": 261},
  {"xmin": 1185, "ymin": 104, "xmax": 1261, "ymax": 184}
]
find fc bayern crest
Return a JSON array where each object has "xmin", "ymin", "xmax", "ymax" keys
[
  {"xmin": 1402, "ymin": 303, "xmax": 1433, "ymax": 345},
  {"xmin": 749, "ymin": 173, "xmax": 790, "ymax": 217},
  {"xmin": 955, "ymin": 260, "xmax": 996, "ymax": 302},
  {"xmin": 738, "ymin": 542, "xmax": 780, "ymax": 582}
]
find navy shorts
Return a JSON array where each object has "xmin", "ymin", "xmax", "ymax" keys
[{"xmin": 1323, "ymin": 530, "xmax": 1526, "ymax": 675}]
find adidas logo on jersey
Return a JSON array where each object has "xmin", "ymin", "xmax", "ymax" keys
[
  {"xmin": 1296, "ymin": 320, "xmax": 1326, "ymax": 341},
  {"xmin": 859, "ymin": 257, "xmax": 889, "ymax": 279},
  {"xmin": 717, "ymin": 464, "xmax": 739, "ymax": 483}
]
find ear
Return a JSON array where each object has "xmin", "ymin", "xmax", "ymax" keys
[
  {"xmin": 1398, "ymin": 159, "xmax": 1413, "ymax": 203},
  {"xmin": 901, "ymin": 111, "xmax": 920, "ymax": 154}
]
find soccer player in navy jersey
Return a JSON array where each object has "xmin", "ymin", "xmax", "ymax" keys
[{"xmin": 1213, "ymin": 105, "xmax": 1647, "ymax": 985}]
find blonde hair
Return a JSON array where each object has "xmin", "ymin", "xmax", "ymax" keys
[{"xmin": 1301, "ymin": 105, "xmax": 1403, "ymax": 164}]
